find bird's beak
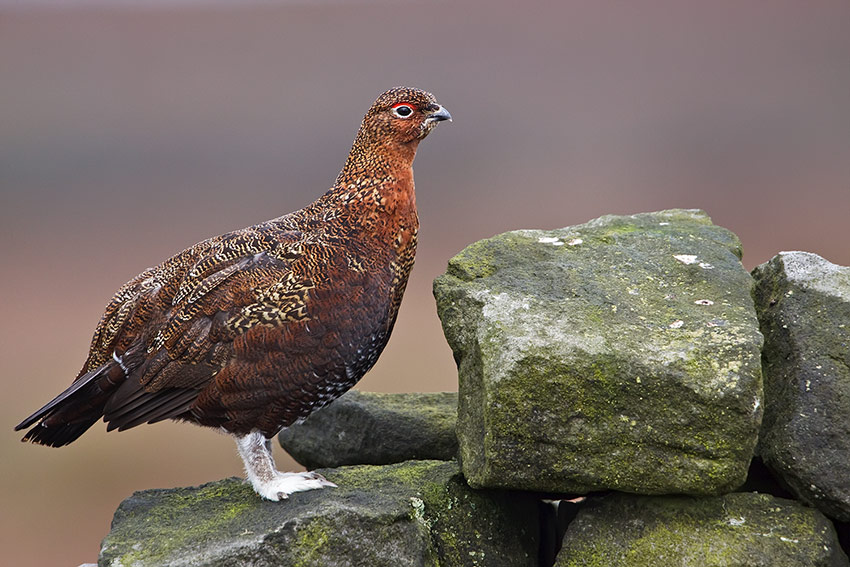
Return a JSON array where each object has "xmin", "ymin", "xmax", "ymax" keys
[{"xmin": 425, "ymin": 105, "xmax": 452, "ymax": 124}]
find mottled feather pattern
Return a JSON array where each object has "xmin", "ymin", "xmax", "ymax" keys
[{"xmin": 17, "ymin": 87, "xmax": 450, "ymax": 448}]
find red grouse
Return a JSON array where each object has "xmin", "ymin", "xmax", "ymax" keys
[{"xmin": 16, "ymin": 87, "xmax": 451, "ymax": 500}]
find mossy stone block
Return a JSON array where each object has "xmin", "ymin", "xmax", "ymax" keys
[
  {"xmin": 556, "ymin": 492, "xmax": 849, "ymax": 567},
  {"xmin": 98, "ymin": 461, "xmax": 538, "ymax": 567},
  {"xmin": 434, "ymin": 210, "xmax": 763, "ymax": 494}
]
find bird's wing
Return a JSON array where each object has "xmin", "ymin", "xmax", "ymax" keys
[{"xmin": 94, "ymin": 225, "xmax": 311, "ymax": 430}]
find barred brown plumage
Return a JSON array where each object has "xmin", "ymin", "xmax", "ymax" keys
[{"xmin": 15, "ymin": 87, "xmax": 451, "ymax": 500}]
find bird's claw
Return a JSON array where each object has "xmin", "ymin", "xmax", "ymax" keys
[{"xmin": 305, "ymin": 471, "xmax": 337, "ymax": 488}]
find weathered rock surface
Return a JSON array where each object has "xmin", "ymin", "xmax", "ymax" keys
[
  {"xmin": 434, "ymin": 209, "xmax": 763, "ymax": 495},
  {"xmin": 555, "ymin": 492, "xmax": 849, "ymax": 567},
  {"xmin": 98, "ymin": 460, "xmax": 538, "ymax": 567},
  {"xmin": 278, "ymin": 390, "xmax": 458, "ymax": 469},
  {"xmin": 752, "ymin": 251, "xmax": 850, "ymax": 521}
]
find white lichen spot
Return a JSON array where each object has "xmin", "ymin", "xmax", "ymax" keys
[
  {"xmin": 699, "ymin": 262, "xmax": 714, "ymax": 269},
  {"xmin": 674, "ymin": 254, "xmax": 698, "ymax": 264},
  {"xmin": 805, "ymin": 380, "xmax": 811, "ymax": 391},
  {"xmin": 727, "ymin": 517, "xmax": 746, "ymax": 526},
  {"xmin": 669, "ymin": 320, "xmax": 684, "ymax": 329},
  {"xmin": 478, "ymin": 291, "xmax": 531, "ymax": 321},
  {"xmin": 628, "ymin": 288, "xmax": 640, "ymax": 295},
  {"xmin": 752, "ymin": 397, "xmax": 761, "ymax": 413},
  {"xmin": 538, "ymin": 236, "xmax": 562, "ymax": 245},
  {"xmin": 409, "ymin": 497, "xmax": 430, "ymax": 528},
  {"xmin": 694, "ymin": 299, "xmax": 714, "ymax": 306},
  {"xmin": 780, "ymin": 537, "xmax": 799, "ymax": 544},
  {"xmin": 568, "ymin": 238, "xmax": 583, "ymax": 246}
]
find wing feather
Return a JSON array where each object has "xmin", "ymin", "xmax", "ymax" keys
[{"xmin": 93, "ymin": 226, "xmax": 311, "ymax": 430}]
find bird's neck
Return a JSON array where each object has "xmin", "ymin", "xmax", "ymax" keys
[
  {"xmin": 336, "ymin": 131, "xmax": 419, "ymax": 186},
  {"xmin": 330, "ymin": 136, "xmax": 420, "ymax": 220}
]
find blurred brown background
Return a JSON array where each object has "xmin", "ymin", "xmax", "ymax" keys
[{"xmin": 2, "ymin": 1, "xmax": 848, "ymax": 565}]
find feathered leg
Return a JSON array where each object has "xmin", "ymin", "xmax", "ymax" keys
[{"xmin": 234, "ymin": 430, "xmax": 336, "ymax": 501}]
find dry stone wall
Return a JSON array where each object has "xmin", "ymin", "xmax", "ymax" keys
[{"xmin": 98, "ymin": 211, "xmax": 850, "ymax": 567}]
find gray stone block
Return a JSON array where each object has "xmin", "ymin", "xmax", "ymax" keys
[
  {"xmin": 556, "ymin": 492, "xmax": 848, "ymax": 567},
  {"xmin": 98, "ymin": 460, "xmax": 538, "ymax": 567},
  {"xmin": 434, "ymin": 210, "xmax": 763, "ymax": 494},
  {"xmin": 753, "ymin": 251, "xmax": 850, "ymax": 521},
  {"xmin": 278, "ymin": 390, "xmax": 458, "ymax": 469}
]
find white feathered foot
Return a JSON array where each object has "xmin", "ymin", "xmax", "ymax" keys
[{"xmin": 235, "ymin": 430, "xmax": 336, "ymax": 501}]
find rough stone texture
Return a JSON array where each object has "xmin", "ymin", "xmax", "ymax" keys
[
  {"xmin": 555, "ymin": 492, "xmax": 849, "ymax": 567},
  {"xmin": 752, "ymin": 251, "xmax": 850, "ymax": 521},
  {"xmin": 434, "ymin": 209, "xmax": 763, "ymax": 495},
  {"xmin": 98, "ymin": 460, "xmax": 538, "ymax": 567},
  {"xmin": 278, "ymin": 390, "xmax": 458, "ymax": 469}
]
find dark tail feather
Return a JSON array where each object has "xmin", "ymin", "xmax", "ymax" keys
[
  {"xmin": 15, "ymin": 362, "xmax": 126, "ymax": 447},
  {"xmin": 20, "ymin": 417, "xmax": 101, "ymax": 447}
]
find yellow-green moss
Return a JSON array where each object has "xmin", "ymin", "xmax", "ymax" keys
[
  {"xmin": 291, "ymin": 520, "xmax": 331, "ymax": 567},
  {"xmin": 101, "ymin": 478, "xmax": 258, "ymax": 566}
]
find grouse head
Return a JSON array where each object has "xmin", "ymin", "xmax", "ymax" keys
[{"xmin": 361, "ymin": 87, "xmax": 452, "ymax": 146}]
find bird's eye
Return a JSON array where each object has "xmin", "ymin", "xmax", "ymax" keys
[{"xmin": 392, "ymin": 103, "xmax": 414, "ymax": 118}]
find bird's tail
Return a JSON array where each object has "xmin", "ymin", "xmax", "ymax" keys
[{"xmin": 15, "ymin": 362, "xmax": 126, "ymax": 447}]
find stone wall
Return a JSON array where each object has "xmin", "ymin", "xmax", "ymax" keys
[{"xmin": 98, "ymin": 211, "xmax": 850, "ymax": 567}]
